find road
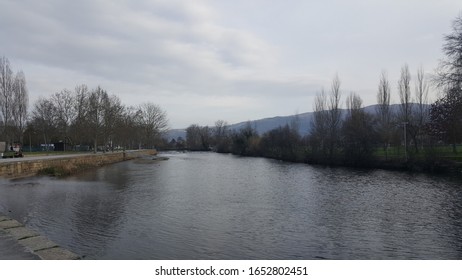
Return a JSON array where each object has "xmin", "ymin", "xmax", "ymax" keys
[{"xmin": 0, "ymin": 152, "xmax": 121, "ymax": 163}]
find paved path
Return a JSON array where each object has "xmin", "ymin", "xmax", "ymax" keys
[
  {"xmin": 1, "ymin": 152, "xmax": 103, "ymax": 163},
  {"xmin": 0, "ymin": 150, "xmax": 139, "ymax": 164}
]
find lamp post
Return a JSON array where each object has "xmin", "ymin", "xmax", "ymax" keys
[{"xmin": 402, "ymin": 122, "xmax": 408, "ymax": 161}]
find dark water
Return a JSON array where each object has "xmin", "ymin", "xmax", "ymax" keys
[{"xmin": 1, "ymin": 152, "xmax": 462, "ymax": 259}]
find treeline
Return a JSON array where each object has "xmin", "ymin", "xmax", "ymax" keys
[
  {"xmin": 306, "ymin": 67, "xmax": 434, "ymax": 167},
  {"xmin": 182, "ymin": 67, "xmax": 459, "ymax": 169},
  {"xmin": 29, "ymin": 85, "xmax": 168, "ymax": 152},
  {"xmin": 181, "ymin": 14, "xmax": 462, "ymax": 172},
  {"xmin": 1, "ymin": 56, "xmax": 168, "ymax": 152},
  {"xmin": 181, "ymin": 65, "xmax": 436, "ymax": 166}
]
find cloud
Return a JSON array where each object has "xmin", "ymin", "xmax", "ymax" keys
[
  {"xmin": 1, "ymin": 0, "xmax": 280, "ymax": 85},
  {"xmin": 1, "ymin": 0, "xmax": 459, "ymax": 127},
  {"xmin": 1, "ymin": 0, "xmax": 302, "ymax": 126}
]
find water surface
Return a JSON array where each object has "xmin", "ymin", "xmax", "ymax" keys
[{"xmin": 1, "ymin": 152, "xmax": 461, "ymax": 259}]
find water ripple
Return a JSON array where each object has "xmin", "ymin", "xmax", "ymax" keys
[{"xmin": 0, "ymin": 152, "xmax": 461, "ymax": 259}]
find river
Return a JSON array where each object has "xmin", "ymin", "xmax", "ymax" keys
[{"xmin": 1, "ymin": 152, "xmax": 461, "ymax": 259}]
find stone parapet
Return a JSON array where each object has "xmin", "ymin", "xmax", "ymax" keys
[{"xmin": 0, "ymin": 150, "xmax": 157, "ymax": 178}]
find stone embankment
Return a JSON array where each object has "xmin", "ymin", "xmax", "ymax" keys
[
  {"xmin": 0, "ymin": 149, "xmax": 157, "ymax": 178},
  {"xmin": 0, "ymin": 214, "xmax": 80, "ymax": 260},
  {"xmin": 0, "ymin": 149, "xmax": 158, "ymax": 259}
]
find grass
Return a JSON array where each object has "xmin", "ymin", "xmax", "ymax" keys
[
  {"xmin": 373, "ymin": 145, "xmax": 462, "ymax": 162},
  {"xmin": 37, "ymin": 166, "xmax": 72, "ymax": 177}
]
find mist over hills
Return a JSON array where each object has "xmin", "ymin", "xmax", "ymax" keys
[{"xmin": 165, "ymin": 104, "xmax": 424, "ymax": 141}]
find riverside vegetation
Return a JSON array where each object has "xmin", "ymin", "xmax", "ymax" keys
[
  {"xmin": 177, "ymin": 14, "xmax": 462, "ymax": 175},
  {"xmin": 1, "ymin": 56, "xmax": 168, "ymax": 153}
]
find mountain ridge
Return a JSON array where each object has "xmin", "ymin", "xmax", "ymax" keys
[{"xmin": 165, "ymin": 103, "xmax": 428, "ymax": 141}]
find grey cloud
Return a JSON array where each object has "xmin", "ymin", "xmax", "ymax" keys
[
  {"xmin": 1, "ymin": 0, "xmax": 458, "ymax": 128},
  {"xmin": 1, "ymin": 1, "xmax": 281, "ymax": 89}
]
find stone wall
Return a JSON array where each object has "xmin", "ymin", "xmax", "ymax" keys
[{"xmin": 0, "ymin": 150, "xmax": 157, "ymax": 178}]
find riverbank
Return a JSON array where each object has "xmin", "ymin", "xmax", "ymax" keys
[
  {"xmin": 302, "ymin": 155, "xmax": 462, "ymax": 176},
  {"xmin": 210, "ymin": 149, "xmax": 462, "ymax": 177},
  {"xmin": 0, "ymin": 149, "xmax": 157, "ymax": 178}
]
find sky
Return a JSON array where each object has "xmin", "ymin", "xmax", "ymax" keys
[{"xmin": 1, "ymin": 0, "xmax": 461, "ymax": 128}]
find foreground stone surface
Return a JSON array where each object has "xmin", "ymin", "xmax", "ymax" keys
[
  {"xmin": 34, "ymin": 247, "xmax": 80, "ymax": 260},
  {"xmin": 5, "ymin": 226, "xmax": 40, "ymax": 240},
  {"xmin": 0, "ymin": 214, "xmax": 80, "ymax": 260},
  {"xmin": 0, "ymin": 215, "xmax": 11, "ymax": 222},
  {"xmin": 0, "ymin": 230, "xmax": 39, "ymax": 260},
  {"xmin": 18, "ymin": 236, "xmax": 59, "ymax": 252},
  {"xmin": 0, "ymin": 219, "xmax": 23, "ymax": 229}
]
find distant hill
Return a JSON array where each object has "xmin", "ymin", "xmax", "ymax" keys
[
  {"xmin": 164, "ymin": 104, "xmax": 428, "ymax": 141},
  {"xmin": 165, "ymin": 128, "xmax": 187, "ymax": 141},
  {"xmin": 227, "ymin": 111, "xmax": 314, "ymax": 136}
]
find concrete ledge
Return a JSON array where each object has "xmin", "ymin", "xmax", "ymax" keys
[
  {"xmin": 18, "ymin": 236, "xmax": 59, "ymax": 252},
  {"xmin": 34, "ymin": 247, "xmax": 80, "ymax": 260},
  {"xmin": 0, "ymin": 219, "xmax": 23, "ymax": 229},
  {"xmin": 0, "ymin": 215, "xmax": 10, "ymax": 222},
  {"xmin": 5, "ymin": 226, "xmax": 40, "ymax": 240},
  {"xmin": 0, "ymin": 214, "xmax": 80, "ymax": 260}
]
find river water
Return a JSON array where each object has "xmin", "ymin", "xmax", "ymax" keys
[{"xmin": 1, "ymin": 152, "xmax": 461, "ymax": 259}]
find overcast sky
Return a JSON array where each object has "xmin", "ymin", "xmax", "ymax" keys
[{"xmin": 1, "ymin": 0, "xmax": 461, "ymax": 128}]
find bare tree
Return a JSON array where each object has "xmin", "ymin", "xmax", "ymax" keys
[
  {"xmin": 51, "ymin": 89, "xmax": 76, "ymax": 150},
  {"xmin": 346, "ymin": 91, "xmax": 362, "ymax": 114},
  {"xmin": 84, "ymin": 86, "xmax": 125, "ymax": 152},
  {"xmin": 260, "ymin": 124, "xmax": 301, "ymax": 161},
  {"xmin": 343, "ymin": 92, "xmax": 376, "ymax": 165},
  {"xmin": 309, "ymin": 74, "xmax": 342, "ymax": 161},
  {"xmin": 327, "ymin": 74, "xmax": 342, "ymax": 160},
  {"xmin": 435, "ymin": 13, "xmax": 462, "ymax": 88},
  {"xmin": 376, "ymin": 70, "xmax": 393, "ymax": 159},
  {"xmin": 0, "ymin": 56, "xmax": 14, "ymax": 146},
  {"xmin": 213, "ymin": 119, "xmax": 230, "ymax": 152},
  {"xmin": 86, "ymin": 86, "xmax": 108, "ymax": 153},
  {"xmin": 137, "ymin": 102, "xmax": 169, "ymax": 149},
  {"xmin": 431, "ymin": 13, "xmax": 462, "ymax": 153},
  {"xmin": 12, "ymin": 70, "xmax": 29, "ymax": 144},
  {"xmin": 398, "ymin": 64, "xmax": 413, "ymax": 157},
  {"xmin": 186, "ymin": 124, "xmax": 203, "ymax": 150},
  {"xmin": 428, "ymin": 87, "xmax": 462, "ymax": 153},
  {"xmin": 414, "ymin": 66, "xmax": 430, "ymax": 151},
  {"xmin": 214, "ymin": 120, "xmax": 228, "ymax": 140},
  {"xmin": 115, "ymin": 106, "xmax": 141, "ymax": 150},
  {"xmin": 231, "ymin": 122, "xmax": 259, "ymax": 156},
  {"xmin": 32, "ymin": 98, "xmax": 57, "ymax": 151},
  {"xmin": 398, "ymin": 64, "xmax": 413, "ymax": 122},
  {"xmin": 72, "ymin": 84, "xmax": 90, "ymax": 146},
  {"xmin": 310, "ymin": 88, "xmax": 328, "ymax": 157},
  {"xmin": 101, "ymin": 94, "xmax": 124, "ymax": 151}
]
